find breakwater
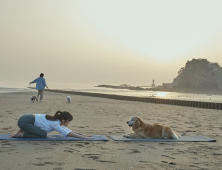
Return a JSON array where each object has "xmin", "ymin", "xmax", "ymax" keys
[{"xmin": 45, "ymin": 89, "xmax": 222, "ymax": 110}]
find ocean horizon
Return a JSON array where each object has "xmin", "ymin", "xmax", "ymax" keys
[{"xmin": 1, "ymin": 85, "xmax": 222, "ymax": 103}]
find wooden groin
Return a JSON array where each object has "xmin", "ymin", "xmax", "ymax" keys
[{"xmin": 45, "ymin": 89, "xmax": 222, "ymax": 110}]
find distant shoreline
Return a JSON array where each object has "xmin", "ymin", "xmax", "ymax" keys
[{"xmin": 96, "ymin": 84, "xmax": 222, "ymax": 95}]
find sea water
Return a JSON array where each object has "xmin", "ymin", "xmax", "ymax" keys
[
  {"xmin": 1, "ymin": 86, "xmax": 222, "ymax": 103},
  {"xmin": 56, "ymin": 85, "xmax": 222, "ymax": 103}
]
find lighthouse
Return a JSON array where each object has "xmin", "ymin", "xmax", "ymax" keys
[{"xmin": 151, "ymin": 79, "xmax": 155, "ymax": 88}]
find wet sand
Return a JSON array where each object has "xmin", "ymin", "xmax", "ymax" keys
[{"xmin": 0, "ymin": 91, "xmax": 221, "ymax": 170}]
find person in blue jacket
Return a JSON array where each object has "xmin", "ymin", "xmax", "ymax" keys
[{"xmin": 30, "ymin": 73, "xmax": 48, "ymax": 102}]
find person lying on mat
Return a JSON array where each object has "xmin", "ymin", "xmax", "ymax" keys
[{"xmin": 9, "ymin": 111, "xmax": 93, "ymax": 139}]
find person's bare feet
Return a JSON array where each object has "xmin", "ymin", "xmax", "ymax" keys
[
  {"xmin": 9, "ymin": 133, "xmax": 16, "ymax": 138},
  {"xmin": 17, "ymin": 129, "xmax": 23, "ymax": 133},
  {"xmin": 9, "ymin": 132, "xmax": 24, "ymax": 138}
]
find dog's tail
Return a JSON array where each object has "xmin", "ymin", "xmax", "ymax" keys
[{"xmin": 172, "ymin": 131, "xmax": 181, "ymax": 139}]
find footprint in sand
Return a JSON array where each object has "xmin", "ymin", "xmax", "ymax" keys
[
  {"xmin": 161, "ymin": 155, "xmax": 176, "ymax": 159},
  {"xmin": 82, "ymin": 142, "xmax": 90, "ymax": 145},
  {"xmin": 88, "ymin": 155, "xmax": 100, "ymax": 160},
  {"xmin": 44, "ymin": 148, "xmax": 54, "ymax": 150},
  {"xmin": 83, "ymin": 154, "xmax": 101, "ymax": 160},
  {"xmin": 32, "ymin": 162, "xmax": 64, "ymax": 167},
  {"xmin": 1, "ymin": 142, "xmax": 12, "ymax": 146},
  {"xmin": 75, "ymin": 144, "xmax": 84, "ymax": 147},
  {"xmin": 2, "ymin": 127, "xmax": 11, "ymax": 130},
  {"xmin": 78, "ymin": 126, "xmax": 85, "ymax": 128},
  {"xmin": 114, "ymin": 130, "xmax": 125, "ymax": 133},
  {"xmin": 96, "ymin": 160, "xmax": 117, "ymax": 163},
  {"xmin": 189, "ymin": 165, "xmax": 200, "ymax": 168},
  {"xmin": 53, "ymin": 168, "xmax": 63, "ymax": 170},
  {"xmin": 139, "ymin": 161, "xmax": 149, "ymax": 163},
  {"xmin": 172, "ymin": 151, "xmax": 185, "ymax": 155},
  {"xmin": 32, "ymin": 163, "xmax": 46, "ymax": 166},
  {"xmin": 64, "ymin": 147, "xmax": 80, "ymax": 153},
  {"xmin": 161, "ymin": 161, "xmax": 176, "ymax": 165},
  {"xmin": 185, "ymin": 130, "xmax": 196, "ymax": 132},
  {"xmin": 50, "ymin": 143, "xmax": 60, "ymax": 146},
  {"xmin": 164, "ymin": 148, "xmax": 174, "ymax": 150},
  {"xmin": 127, "ymin": 149, "xmax": 141, "ymax": 154}
]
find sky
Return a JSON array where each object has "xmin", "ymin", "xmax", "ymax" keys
[{"xmin": 1, "ymin": 0, "xmax": 222, "ymax": 88}]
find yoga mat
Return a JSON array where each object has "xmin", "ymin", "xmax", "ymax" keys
[
  {"xmin": 0, "ymin": 134, "xmax": 109, "ymax": 141},
  {"xmin": 110, "ymin": 135, "xmax": 216, "ymax": 142}
]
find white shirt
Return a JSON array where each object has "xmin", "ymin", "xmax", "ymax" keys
[{"xmin": 34, "ymin": 114, "xmax": 72, "ymax": 136}]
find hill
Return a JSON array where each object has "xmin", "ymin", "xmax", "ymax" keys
[{"xmin": 164, "ymin": 58, "xmax": 222, "ymax": 91}]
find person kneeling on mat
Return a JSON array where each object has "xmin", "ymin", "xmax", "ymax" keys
[{"xmin": 9, "ymin": 111, "xmax": 93, "ymax": 139}]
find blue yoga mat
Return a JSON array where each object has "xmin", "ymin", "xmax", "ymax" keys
[
  {"xmin": 0, "ymin": 134, "xmax": 109, "ymax": 141},
  {"xmin": 110, "ymin": 135, "xmax": 216, "ymax": 142}
]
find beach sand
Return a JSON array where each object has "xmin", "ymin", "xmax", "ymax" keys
[{"xmin": 0, "ymin": 91, "xmax": 221, "ymax": 170}]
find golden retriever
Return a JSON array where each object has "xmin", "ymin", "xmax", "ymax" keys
[{"xmin": 124, "ymin": 116, "xmax": 179, "ymax": 139}]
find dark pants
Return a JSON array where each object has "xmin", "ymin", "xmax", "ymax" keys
[
  {"xmin": 18, "ymin": 114, "xmax": 47, "ymax": 138},
  {"xmin": 37, "ymin": 89, "xmax": 44, "ymax": 100}
]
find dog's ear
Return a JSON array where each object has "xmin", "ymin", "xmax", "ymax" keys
[
  {"xmin": 133, "ymin": 117, "xmax": 141, "ymax": 129},
  {"xmin": 138, "ymin": 117, "xmax": 142, "ymax": 124}
]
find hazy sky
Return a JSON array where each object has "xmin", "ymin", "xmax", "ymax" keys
[{"xmin": 1, "ymin": 0, "xmax": 222, "ymax": 88}]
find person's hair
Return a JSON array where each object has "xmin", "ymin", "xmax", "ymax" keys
[
  {"xmin": 40, "ymin": 73, "xmax": 44, "ymax": 77},
  {"xmin": 46, "ymin": 111, "xmax": 73, "ymax": 122}
]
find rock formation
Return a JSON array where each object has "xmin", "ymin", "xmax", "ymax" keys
[{"xmin": 165, "ymin": 59, "xmax": 222, "ymax": 90}]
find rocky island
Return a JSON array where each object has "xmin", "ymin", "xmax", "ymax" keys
[{"xmin": 97, "ymin": 59, "xmax": 222, "ymax": 94}]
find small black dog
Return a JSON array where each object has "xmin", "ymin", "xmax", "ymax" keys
[{"xmin": 30, "ymin": 96, "xmax": 38, "ymax": 102}]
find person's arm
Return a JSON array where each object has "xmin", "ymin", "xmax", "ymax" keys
[
  {"xmin": 70, "ymin": 131, "xmax": 92, "ymax": 137},
  {"xmin": 62, "ymin": 125, "xmax": 93, "ymax": 138},
  {"xmin": 67, "ymin": 132, "xmax": 93, "ymax": 139},
  {"xmin": 43, "ymin": 79, "xmax": 48, "ymax": 88},
  {"xmin": 52, "ymin": 122, "xmax": 93, "ymax": 139},
  {"xmin": 30, "ymin": 78, "xmax": 38, "ymax": 84}
]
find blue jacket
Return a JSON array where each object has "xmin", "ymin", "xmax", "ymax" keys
[{"xmin": 31, "ymin": 77, "xmax": 47, "ymax": 90}]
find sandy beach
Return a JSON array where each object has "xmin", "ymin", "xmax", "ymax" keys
[{"xmin": 0, "ymin": 91, "xmax": 222, "ymax": 170}]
